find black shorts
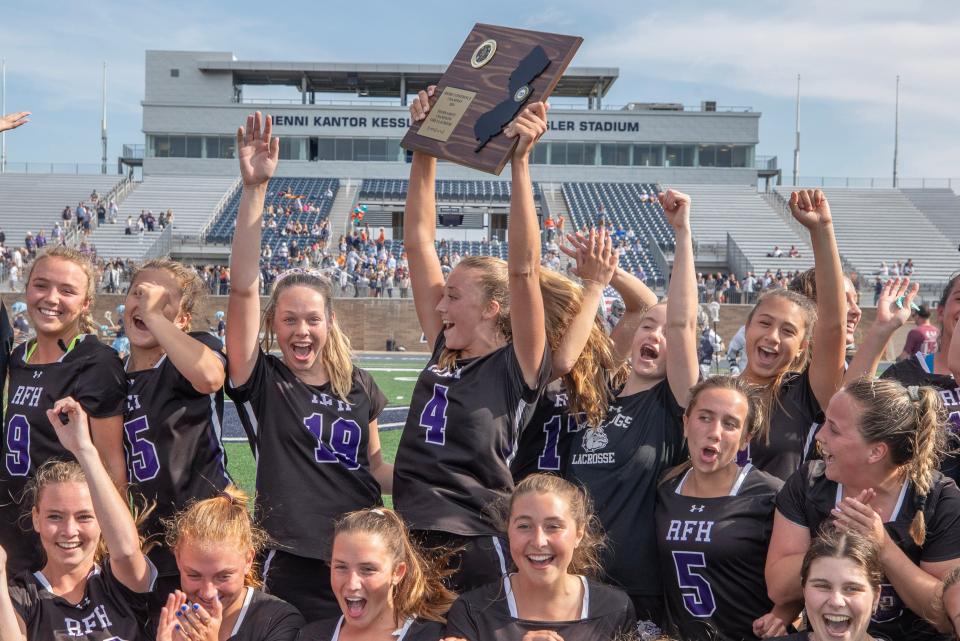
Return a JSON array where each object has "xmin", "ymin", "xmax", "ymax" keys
[
  {"xmin": 262, "ymin": 549, "xmax": 337, "ymax": 622},
  {"xmin": 412, "ymin": 530, "xmax": 509, "ymax": 594}
]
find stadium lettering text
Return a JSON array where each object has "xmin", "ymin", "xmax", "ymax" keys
[
  {"xmin": 579, "ymin": 121, "xmax": 639, "ymax": 132},
  {"xmin": 665, "ymin": 519, "xmax": 714, "ymax": 543}
]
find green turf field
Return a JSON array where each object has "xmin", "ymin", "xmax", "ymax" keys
[{"xmin": 224, "ymin": 355, "xmax": 422, "ymax": 509}]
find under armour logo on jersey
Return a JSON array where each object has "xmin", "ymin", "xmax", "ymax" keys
[
  {"xmin": 690, "ymin": 504, "xmax": 705, "ymax": 513},
  {"xmin": 32, "ymin": 371, "xmax": 42, "ymax": 379}
]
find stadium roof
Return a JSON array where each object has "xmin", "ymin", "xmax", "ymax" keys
[{"xmin": 197, "ymin": 60, "xmax": 618, "ymax": 98}]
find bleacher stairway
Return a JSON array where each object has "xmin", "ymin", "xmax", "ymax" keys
[
  {"xmin": 670, "ymin": 184, "xmax": 815, "ymax": 275},
  {"xmin": 0, "ymin": 174, "xmax": 125, "ymax": 249},
  {"xmin": 88, "ymin": 175, "xmax": 238, "ymax": 261}
]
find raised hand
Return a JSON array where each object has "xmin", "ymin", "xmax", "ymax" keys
[
  {"xmin": 875, "ymin": 277, "xmax": 920, "ymax": 329},
  {"xmin": 130, "ymin": 281, "xmax": 175, "ymax": 323},
  {"xmin": 46, "ymin": 397, "xmax": 93, "ymax": 457},
  {"xmin": 237, "ymin": 112, "xmax": 278, "ymax": 187},
  {"xmin": 505, "ymin": 102, "xmax": 549, "ymax": 161},
  {"xmin": 0, "ymin": 112, "xmax": 30, "ymax": 133},
  {"xmin": 561, "ymin": 228, "xmax": 618, "ymax": 286},
  {"xmin": 789, "ymin": 189, "xmax": 832, "ymax": 229},
  {"xmin": 659, "ymin": 189, "xmax": 692, "ymax": 230},
  {"xmin": 410, "ymin": 85, "xmax": 438, "ymax": 122}
]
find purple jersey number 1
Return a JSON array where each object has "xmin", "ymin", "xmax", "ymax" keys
[
  {"xmin": 420, "ymin": 384, "xmax": 449, "ymax": 445},
  {"xmin": 672, "ymin": 550, "xmax": 717, "ymax": 617},
  {"xmin": 4, "ymin": 414, "xmax": 31, "ymax": 477}
]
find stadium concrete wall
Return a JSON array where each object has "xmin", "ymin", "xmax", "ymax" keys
[{"xmin": 1, "ymin": 296, "xmax": 906, "ymax": 359}]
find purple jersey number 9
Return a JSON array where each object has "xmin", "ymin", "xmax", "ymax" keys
[
  {"xmin": 4, "ymin": 414, "xmax": 31, "ymax": 477},
  {"xmin": 420, "ymin": 384, "xmax": 449, "ymax": 445},
  {"xmin": 672, "ymin": 550, "xmax": 717, "ymax": 617},
  {"xmin": 304, "ymin": 414, "xmax": 362, "ymax": 470},
  {"xmin": 123, "ymin": 416, "xmax": 161, "ymax": 482}
]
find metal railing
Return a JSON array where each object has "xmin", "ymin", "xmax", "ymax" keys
[
  {"xmin": 789, "ymin": 177, "xmax": 960, "ymax": 189},
  {"xmin": 143, "ymin": 225, "xmax": 174, "ymax": 260},
  {"xmin": 0, "ymin": 162, "xmax": 119, "ymax": 175},
  {"xmin": 198, "ymin": 177, "xmax": 243, "ymax": 242}
]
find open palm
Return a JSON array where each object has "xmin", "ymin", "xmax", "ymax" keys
[
  {"xmin": 237, "ymin": 111, "xmax": 279, "ymax": 186},
  {"xmin": 789, "ymin": 188, "xmax": 832, "ymax": 229}
]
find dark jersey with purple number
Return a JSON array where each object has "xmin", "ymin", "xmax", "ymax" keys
[
  {"xmin": 656, "ymin": 464, "xmax": 783, "ymax": 641},
  {"xmin": 566, "ymin": 379, "xmax": 686, "ymax": 597},
  {"xmin": 776, "ymin": 460, "xmax": 960, "ymax": 641},
  {"xmin": 445, "ymin": 575, "xmax": 635, "ymax": 641},
  {"xmin": 227, "ymin": 350, "xmax": 386, "ymax": 561},
  {"xmin": 124, "ymin": 331, "xmax": 231, "ymax": 577},
  {"xmin": 393, "ymin": 335, "xmax": 550, "ymax": 537},
  {"xmin": 740, "ymin": 369, "xmax": 822, "ymax": 482},
  {"xmin": 510, "ymin": 381, "xmax": 584, "ymax": 482},
  {"xmin": 9, "ymin": 560, "xmax": 156, "ymax": 641},
  {"xmin": 299, "ymin": 615, "xmax": 442, "ymax": 641},
  {"xmin": 0, "ymin": 335, "xmax": 126, "ymax": 575},
  {"xmin": 882, "ymin": 353, "xmax": 960, "ymax": 484}
]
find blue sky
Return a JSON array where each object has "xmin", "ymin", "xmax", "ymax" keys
[{"xmin": 2, "ymin": 0, "xmax": 958, "ymax": 181}]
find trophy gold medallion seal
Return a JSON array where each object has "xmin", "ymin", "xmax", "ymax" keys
[{"xmin": 470, "ymin": 39, "xmax": 497, "ymax": 68}]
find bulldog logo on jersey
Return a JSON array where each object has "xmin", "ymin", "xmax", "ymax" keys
[{"xmin": 581, "ymin": 426, "xmax": 609, "ymax": 453}]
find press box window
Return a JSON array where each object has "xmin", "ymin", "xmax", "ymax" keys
[{"xmin": 170, "ymin": 69, "xmax": 180, "ymax": 77}]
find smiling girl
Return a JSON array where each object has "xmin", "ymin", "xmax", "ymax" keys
[
  {"xmin": 737, "ymin": 190, "xmax": 846, "ymax": 481},
  {"xmin": 767, "ymin": 378, "xmax": 960, "ymax": 641},
  {"xmin": 120, "ymin": 258, "xmax": 230, "ymax": 594},
  {"xmin": 299, "ymin": 508, "xmax": 455, "ymax": 640},
  {"xmin": 0, "ymin": 247, "xmax": 127, "ymax": 576},
  {"xmin": 393, "ymin": 91, "xmax": 551, "ymax": 592},
  {"xmin": 443, "ymin": 474, "xmax": 636, "ymax": 641},
  {"xmin": 0, "ymin": 397, "xmax": 155, "ymax": 641},
  {"xmin": 225, "ymin": 113, "xmax": 390, "ymax": 622},
  {"xmin": 156, "ymin": 487, "xmax": 304, "ymax": 641},
  {"xmin": 656, "ymin": 377, "xmax": 787, "ymax": 641}
]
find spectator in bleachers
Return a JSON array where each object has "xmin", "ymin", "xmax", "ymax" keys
[
  {"xmin": 873, "ymin": 276, "xmax": 884, "ymax": 306},
  {"xmin": 543, "ymin": 213, "xmax": 556, "ymax": 242},
  {"xmin": 51, "ymin": 221, "xmax": 62, "ymax": 243},
  {"xmin": 109, "ymin": 198, "xmax": 119, "ymax": 223},
  {"xmin": 61, "ymin": 205, "xmax": 72, "ymax": 222},
  {"xmin": 788, "ymin": 244, "xmax": 801, "ymax": 258},
  {"xmin": 767, "ymin": 244, "xmax": 783, "ymax": 257},
  {"xmin": 878, "ymin": 260, "xmax": 889, "ymax": 277},
  {"xmin": 904, "ymin": 258, "xmax": 914, "ymax": 275},
  {"xmin": 24, "ymin": 231, "xmax": 35, "ymax": 258},
  {"xmin": 35, "ymin": 229, "xmax": 46, "ymax": 250},
  {"xmin": 89, "ymin": 188, "xmax": 100, "ymax": 204},
  {"xmin": 125, "ymin": 215, "xmax": 133, "ymax": 235},
  {"xmin": 96, "ymin": 201, "xmax": 106, "ymax": 225}
]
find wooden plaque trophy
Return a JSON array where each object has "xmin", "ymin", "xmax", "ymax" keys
[{"xmin": 400, "ymin": 23, "xmax": 582, "ymax": 175}]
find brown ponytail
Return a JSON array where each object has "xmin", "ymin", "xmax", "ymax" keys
[
  {"xmin": 333, "ymin": 508, "xmax": 456, "ymax": 625},
  {"xmin": 842, "ymin": 379, "xmax": 948, "ymax": 546}
]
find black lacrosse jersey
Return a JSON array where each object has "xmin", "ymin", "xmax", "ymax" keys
[
  {"xmin": 777, "ymin": 460, "xmax": 960, "ymax": 641},
  {"xmin": 299, "ymin": 615, "xmax": 443, "ymax": 641},
  {"xmin": 882, "ymin": 353, "xmax": 960, "ymax": 484},
  {"xmin": 510, "ymin": 381, "xmax": 584, "ymax": 482},
  {"xmin": 124, "ymin": 331, "xmax": 231, "ymax": 576},
  {"xmin": 739, "ymin": 369, "xmax": 822, "ymax": 482},
  {"xmin": 393, "ymin": 335, "xmax": 550, "ymax": 536},
  {"xmin": 0, "ymin": 303, "xmax": 13, "ymax": 428},
  {"xmin": 566, "ymin": 379, "xmax": 686, "ymax": 596},
  {"xmin": 225, "ymin": 588, "xmax": 304, "ymax": 641},
  {"xmin": 227, "ymin": 349, "xmax": 386, "ymax": 560},
  {"xmin": 656, "ymin": 464, "xmax": 783, "ymax": 641},
  {"xmin": 9, "ymin": 560, "xmax": 155, "ymax": 641},
  {"xmin": 0, "ymin": 335, "xmax": 126, "ymax": 574},
  {"xmin": 444, "ymin": 575, "xmax": 636, "ymax": 641}
]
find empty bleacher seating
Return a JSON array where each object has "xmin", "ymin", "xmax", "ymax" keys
[
  {"xmin": 359, "ymin": 179, "xmax": 542, "ymax": 203},
  {"xmin": 0, "ymin": 174, "xmax": 125, "ymax": 248}
]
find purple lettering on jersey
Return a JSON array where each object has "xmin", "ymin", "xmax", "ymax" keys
[
  {"xmin": 4, "ymin": 414, "xmax": 30, "ymax": 476},
  {"xmin": 872, "ymin": 583, "xmax": 904, "ymax": 623},
  {"xmin": 420, "ymin": 384, "xmax": 449, "ymax": 445},
  {"xmin": 672, "ymin": 550, "xmax": 717, "ymax": 617},
  {"xmin": 304, "ymin": 414, "xmax": 362, "ymax": 470},
  {"xmin": 123, "ymin": 416, "xmax": 161, "ymax": 482}
]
